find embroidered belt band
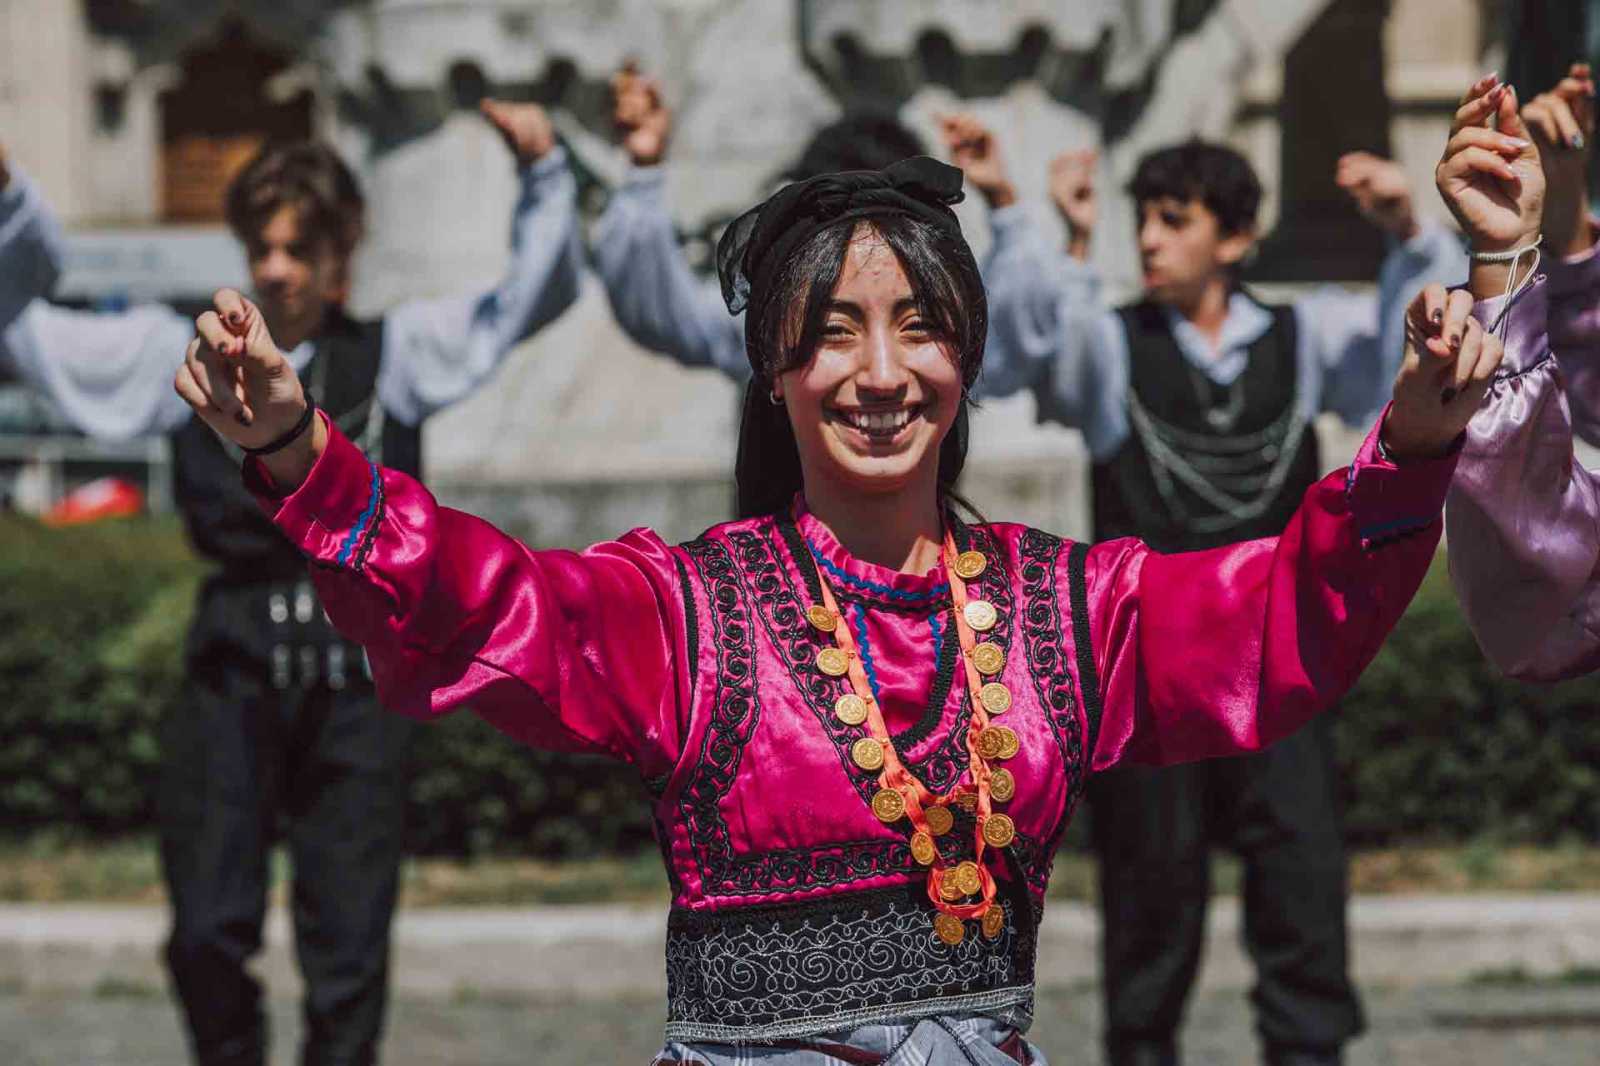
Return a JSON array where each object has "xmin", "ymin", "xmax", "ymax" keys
[{"xmin": 663, "ymin": 884, "xmax": 1040, "ymax": 1043}]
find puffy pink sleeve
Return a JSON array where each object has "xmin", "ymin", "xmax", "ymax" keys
[
  {"xmin": 1084, "ymin": 418, "xmax": 1457, "ymax": 768},
  {"xmin": 248, "ymin": 419, "xmax": 688, "ymax": 776}
]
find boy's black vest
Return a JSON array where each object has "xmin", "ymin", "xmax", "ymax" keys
[
  {"xmin": 1091, "ymin": 297, "xmax": 1319, "ymax": 553},
  {"xmin": 171, "ymin": 310, "xmax": 421, "ymax": 580}
]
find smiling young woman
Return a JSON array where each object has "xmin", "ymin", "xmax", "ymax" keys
[{"xmin": 175, "ymin": 156, "xmax": 1492, "ymax": 1064}]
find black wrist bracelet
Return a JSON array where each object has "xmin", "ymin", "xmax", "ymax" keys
[{"xmin": 244, "ymin": 392, "xmax": 318, "ymax": 457}]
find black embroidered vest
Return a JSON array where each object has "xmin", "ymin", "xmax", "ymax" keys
[
  {"xmin": 656, "ymin": 517, "xmax": 1104, "ymax": 1041},
  {"xmin": 171, "ymin": 310, "xmax": 419, "ymax": 579},
  {"xmin": 1091, "ymin": 297, "xmax": 1320, "ymax": 553}
]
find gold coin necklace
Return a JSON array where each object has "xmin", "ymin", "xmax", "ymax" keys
[{"xmin": 808, "ymin": 529, "xmax": 1018, "ymax": 945}]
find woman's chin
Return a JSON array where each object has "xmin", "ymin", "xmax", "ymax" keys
[{"xmin": 819, "ymin": 442, "xmax": 932, "ymax": 495}]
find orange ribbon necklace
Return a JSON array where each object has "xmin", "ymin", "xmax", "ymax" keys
[{"xmin": 809, "ymin": 528, "xmax": 1018, "ymax": 946}]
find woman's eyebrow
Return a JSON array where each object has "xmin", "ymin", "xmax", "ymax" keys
[{"xmin": 824, "ymin": 299, "xmax": 865, "ymax": 320}]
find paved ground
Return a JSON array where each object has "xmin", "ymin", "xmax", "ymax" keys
[
  {"xmin": 5, "ymin": 895, "xmax": 1600, "ymax": 1062},
  {"xmin": 4, "ymin": 983, "xmax": 1600, "ymax": 1064}
]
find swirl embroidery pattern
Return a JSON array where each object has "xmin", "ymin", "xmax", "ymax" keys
[
  {"xmin": 664, "ymin": 886, "xmax": 1035, "ymax": 1042},
  {"xmin": 1018, "ymin": 529, "xmax": 1086, "ymax": 886},
  {"xmin": 679, "ymin": 535, "xmax": 759, "ymax": 889}
]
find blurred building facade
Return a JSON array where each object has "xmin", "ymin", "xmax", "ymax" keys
[{"xmin": 0, "ymin": 0, "xmax": 1554, "ymax": 542}]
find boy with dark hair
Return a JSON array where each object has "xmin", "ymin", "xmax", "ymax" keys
[
  {"xmin": 947, "ymin": 118, "xmax": 1467, "ymax": 1066},
  {"xmin": 0, "ymin": 101, "xmax": 580, "ymax": 1066},
  {"xmin": 1127, "ymin": 139, "xmax": 1265, "ymax": 241}
]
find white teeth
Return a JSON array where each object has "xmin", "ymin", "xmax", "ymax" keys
[{"xmin": 842, "ymin": 408, "xmax": 915, "ymax": 434}]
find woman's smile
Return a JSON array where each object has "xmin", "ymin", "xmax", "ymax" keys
[{"xmin": 825, "ymin": 401, "xmax": 931, "ymax": 445}]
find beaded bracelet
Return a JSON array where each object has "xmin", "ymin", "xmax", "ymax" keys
[{"xmin": 1466, "ymin": 234, "xmax": 1541, "ymax": 261}]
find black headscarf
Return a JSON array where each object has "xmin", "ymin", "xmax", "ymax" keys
[
  {"xmin": 714, "ymin": 157, "xmax": 984, "ymax": 519},
  {"xmin": 716, "ymin": 155, "xmax": 968, "ymax": 326}
]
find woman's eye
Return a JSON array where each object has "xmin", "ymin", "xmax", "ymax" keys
[{"xmin": 823, "ymin": 323, "xmax": 853, "ymax": 338}]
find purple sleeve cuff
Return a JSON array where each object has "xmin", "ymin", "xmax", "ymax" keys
[
  {"xmin": 1469, "ymin": 274, "xmax": 1549, "ymax": 375},
  {"xmin": 1345, "ymin": 405, "xmax": 1460, "ymax": 551},
  {"xmin": 245, "ymin": 415, "xmax": 385, "ymax": 572}
]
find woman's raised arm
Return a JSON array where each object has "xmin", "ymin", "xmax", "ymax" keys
[{"xmin": 175, "ymin": 291, "xmax": 689, "ymax": 774}]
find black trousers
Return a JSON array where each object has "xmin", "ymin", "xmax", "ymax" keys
[
  {"xmin": 1089, "ymin": 716, "xmax": 1363, "ymax": 1066},
  {"xmin": 158, "ymin": 580, "xmax": 414, "ymax": 1066}
]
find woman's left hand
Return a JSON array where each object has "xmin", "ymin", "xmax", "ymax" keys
[{"xmin": 1380, "ymin": 283, "xmax": 1504, "ymax": 461}]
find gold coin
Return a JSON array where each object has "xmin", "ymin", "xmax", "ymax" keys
[
  {"xmin": 955, "ymin": 860, "xmax": 982, "ymax": 897},
  {"xmin": 954, "ymin": 550, "xmax": 988, "ymax": 580},
  {"xmin": 851, "ymin": 737, "xmax": 885, "ymax": 772},
  {"xmin": 817, "ymin": 647, "xmax": 850, "ymax": 677},
  {"xmin": 995, "ymin": 727, "xmax": 1019, "ymax": 760},
  {"xmin": 955, "ymin": 792, "xmax": 978, "ymax": 813},
  {"xmin": 834, "ymin": 693, "xmax": 869, "ymax": 726},
  {"xmin": 975, "ymin": 726, "xmax": 1005, "ymax": 761},
  {"xmin": 871, "ymin": 788, "xmax": 906, "ymax": 823},
  {"xmin": 982, "ymin": 813, "xmax": 1016, "ymax": 849},
  {"xmin": 924, "ymin": 805, "xmax": 954, "ymax": 837},
  {"xmin": 990, "ymin": 768, "xmax": 1016, "ymax": 803},
  {"xmin": 933, "ymin": 912, "xmax": 965, "ymax": 946},
  {"xmin": 978, "ymin": 682, "xmax": 1012, "ymax": 715},
  {"xmin": 910, "ymin": 831, "xmax": 937, "ymax": 866},
  {"xmin": 963, "ymin": 600, "xmax": 997, "ymax": 632},
  {"xmin": 939, "ymin": 871, "xmax": 965, "ymax": 902},
  {"xmin": 806, "ymin": 604, "xmax": 837, "ymax": 632},
  {"xmin": 981, "ymin": 903, "xmax": 1006, "ymax": 940},
  {"xmin": 971, "ymin": 642, "xmax": 1004, "ymax": 676}
]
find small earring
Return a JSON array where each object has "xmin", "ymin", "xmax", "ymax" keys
[{"xmin": 769, "ymin": 389, "xmax": 784, "ymax": 406}]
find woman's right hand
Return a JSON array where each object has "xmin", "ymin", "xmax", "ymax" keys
[
  {"xmin": 174, "ymin": 289, "xmax": 324, "ymax": 489},
  {"xmin": 1381, "ymin": 283, "xmax": 1505, "ymax": 462}
]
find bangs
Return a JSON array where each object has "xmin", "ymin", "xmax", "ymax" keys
[{"xmin": 749, "ymin": 214, "xmax": 986, "ymax": 387}]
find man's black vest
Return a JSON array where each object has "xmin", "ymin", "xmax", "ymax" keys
[
  {"xmin": 1090, "ymin": 297, "xmax": 1320, "ymax": 553},
  {"xmin": 171, "ymin": 310, "xmax": 421, "ymax": 579}
]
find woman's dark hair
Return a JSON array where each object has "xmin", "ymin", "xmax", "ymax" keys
[
  {"xmin": 734, "ymin": 212, "xmax": 986, "ymax": 518},
  {"xmin": 1127, "ymin": 138, "xmax": 1262, "ymax": 236},
  {"xmin": 224, "ymin": 141, "xmax": 366, "ymax": 256}
]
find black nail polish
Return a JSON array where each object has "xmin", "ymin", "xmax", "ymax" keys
[
  {"xmin": 1431, "ymin": 309, "xmax": 1444, "ymax": 323},
  {"xmin": 1573, "ymin": 133, "xmax": 1587, "ymax": 151},
  {"xmin": 1440, "ymin": 386, "xmax": 1457, "ymax": 405}
]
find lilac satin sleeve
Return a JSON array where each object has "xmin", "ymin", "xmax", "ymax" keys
[
  {"xmin": 247, "ymin": 419, "xmax": 688, "ymax": 776},
  {"xmin": 1445, "ymin": 278, "xmax": 1600, "ymax": 681},
  {"xmin": 1546, "ymin": 223, "xmax": 1600, "ymax": 446},
  {"xmin": 1084, "ymin": 416, "xmax": 1457, "ymax": 768}
]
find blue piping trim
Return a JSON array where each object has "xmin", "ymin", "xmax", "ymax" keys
[
  {"xmin": 336, "ymin": 461, "xmax": 382, "ymax": 567},
  {"xmin": 852, "ymin": 603, "xmax": 884, "ymax": 704},
  {"xmin": 1359, "ymin": 514, "xmax": 1434, "ymax": 542},
  {"xmin": 805, "ymin": 536, "xmax": 948, "ymax": 602},
  {"xmin": 851, "ymin": 601, "xmax": 889, "ymax": 701}
]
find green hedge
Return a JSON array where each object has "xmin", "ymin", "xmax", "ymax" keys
[{"xmin": 2, "ymin": 514, "xmax": 1597, "ymax": 855}]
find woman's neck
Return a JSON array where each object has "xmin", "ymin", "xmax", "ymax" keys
[{"xmin": 803, "ymin": 469, "xmax": 945, "ymax": 575}]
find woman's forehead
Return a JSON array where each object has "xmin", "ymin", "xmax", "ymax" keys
[{"xmin": 836, "ymin": 228, "xmax": 909, "ymax": 292}]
